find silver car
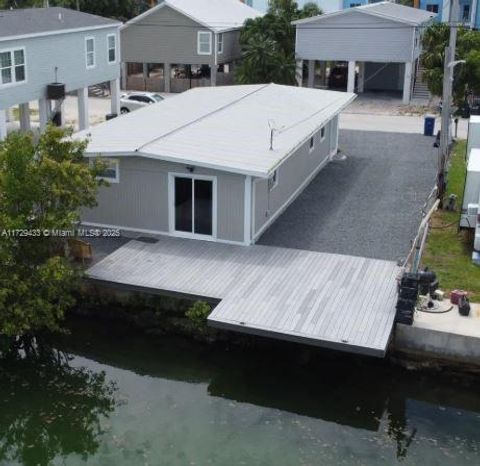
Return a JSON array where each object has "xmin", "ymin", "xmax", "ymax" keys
[{"xmin": 120, "ymin": 92, "xmax": 164, "ymax": 114}]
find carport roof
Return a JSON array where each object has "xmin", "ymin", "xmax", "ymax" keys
[
  {"xmin": 76, "ymin": 84, "xmax": 355, "ymax": 178},
  {"xmin": 293, "ymin": 1, "xmax": 435, "ymax": 27}
]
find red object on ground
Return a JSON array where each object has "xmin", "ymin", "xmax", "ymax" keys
[{"xmin": 450, "ymin": 290, "xmax": 468, "ymax": 305}]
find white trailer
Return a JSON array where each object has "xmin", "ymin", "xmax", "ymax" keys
[
  {"xmin": 467, "ymin": 116, "xmax": 480, "ymax": 160},
  {"xmin": 460, "ymin": 149, "xmax": 480, "ymax": 229}
]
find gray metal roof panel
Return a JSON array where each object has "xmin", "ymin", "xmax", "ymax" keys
[
  {"xmin": 293, "ymin": 1, "xmax": 435, "ymax": 26},
  {"xmin": 0, "ymin": 7, "xmax": 120, "ymax": 40}
]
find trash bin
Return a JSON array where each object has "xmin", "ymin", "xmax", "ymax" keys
[{"xmin": 424, "ymin": 115, "xmax": 435, "ymax": 136}]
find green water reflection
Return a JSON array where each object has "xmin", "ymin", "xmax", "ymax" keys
[{"xmin": 1, "ymin": 318, "xmax": 479, "ymax": 466}]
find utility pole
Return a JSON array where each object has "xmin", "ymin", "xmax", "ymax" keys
[{"xmin": 438, "ymin": 0, "xmax": 459, "ymax": 203}]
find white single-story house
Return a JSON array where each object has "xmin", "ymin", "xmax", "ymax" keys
[{"xmin": 77, "ymin": 84, "xmax": 355, "ymax": 245}]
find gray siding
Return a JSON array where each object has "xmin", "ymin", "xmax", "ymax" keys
[
  {"xmin": 122, "ymin": 6, "xmax": 243, "ymax": 66},
  {"xmin": 254, "ymin": 117, "xmax": 336, "ymax": 237},
  {"xmin": 82, "ymin": 156, "xmax": 245, "ymax": 243},
  {"xmin": 0, "ymin": 27, "xmax": 120, "ymax": 110},
  {"xmin": 295, "ymin": 11, "xmax": 415, "ymax": 63}
]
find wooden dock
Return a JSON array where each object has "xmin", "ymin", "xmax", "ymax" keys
[{"xmin": 86, "ymin": 237, "xmax": 400, "ymax": 357}]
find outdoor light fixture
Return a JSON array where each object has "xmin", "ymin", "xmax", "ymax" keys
[{"xmin": 186, "ymin": 165, "xmax": 195, "ymax": 173}]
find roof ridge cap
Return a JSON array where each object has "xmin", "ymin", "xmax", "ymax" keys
[{"xmin": 137, "ymin": 85, "xmax": 269, "ymax": 152}]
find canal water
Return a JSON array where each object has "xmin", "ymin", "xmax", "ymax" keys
[{"xmin": 1, "ymin": 318, "xmax": 480, "ymax": 466}]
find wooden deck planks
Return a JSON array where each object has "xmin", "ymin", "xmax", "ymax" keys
[{"xmin": 87, "ymin": 237, "xmax": 400, "ymax": 357}]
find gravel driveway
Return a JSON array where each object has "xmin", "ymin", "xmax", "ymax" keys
[{"xmin": 258, "ymin": 130, "xmax": 438, "ymax": 262}]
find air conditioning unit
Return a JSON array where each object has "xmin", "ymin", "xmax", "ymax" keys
[
  {"xmin": 468, "ymin": 204, "xmax": 479, "ymax": 216},
  {"xmin": 460, "ymin": 204, "xmax": 478, "ymax": 228},
  {"xmin": 46, "ymin": 82, "xmax": 66, "ymax": 100}
]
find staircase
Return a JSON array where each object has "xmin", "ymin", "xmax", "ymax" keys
[
  {"xmin": 412, "ymin": 65, "xmax": 431, "ymax": 102},
  {"xmin": 88, "ymin": 83, "xmax": 109, "ymax": 97}
]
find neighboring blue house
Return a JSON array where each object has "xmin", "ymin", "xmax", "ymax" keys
[
  {"xmin": 0, "ymin": 7, "xmax": 122, "ymax": 140},
  {"xmin": 419, "ymin": 0, "xmax": 480, "ymax": 28}
]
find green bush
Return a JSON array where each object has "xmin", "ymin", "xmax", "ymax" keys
[{"xmin": 185, "ymin": 301, "xmax": 211, "ymax": 326}]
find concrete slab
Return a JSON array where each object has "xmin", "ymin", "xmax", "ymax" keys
[
  {"xmin": 394, "ymin": 303, "xmax": 480, "ymax": 365},
  {"xmin": 340, "ymin": 113, "xmax": 468, "ymax": 139}
]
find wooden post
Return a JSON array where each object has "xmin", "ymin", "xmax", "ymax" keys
[
  {"xmin": 307, "ymin": 60, "xmax": 315, "ymax": 88},
  {"xmin": 19, "ymin": 103, "xmax": 31, "ymax": 132},
  {"xmin": 164, "ymin": 63, "xmax": 171, "ymax": 93},
  {"xmin": 0, "ymin": 109, "xmax": 7, "ymax": 141},
  {"xmin": 110, "ymin": 78, "xmax": 121, "ymax": 116},
  {"xmin": 347, "ymin": 60, "xmax": 355, "ymax": 93},
  {"xmin": 78, "ymin": 87, "xmax": 89, "ymax": 130},
  {"xmin": 402, "ymin": 61, "xmax": 413, "ymax": 104}
]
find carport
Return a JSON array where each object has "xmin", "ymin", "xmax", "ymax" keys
[{"xmin": 293, "ymin": 2, "xmax": 435, "ymax": 104}]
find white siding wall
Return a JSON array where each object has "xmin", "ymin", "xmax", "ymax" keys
[{"xmin": 295, "ymin": 11, "xmax": 415, "ymax": 63}]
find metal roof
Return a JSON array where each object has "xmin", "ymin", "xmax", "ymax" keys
[
  {"xmin": 293, "ymin": 1, "xmax": 435, "ymax": 27},
  {"xmin": 0, "ymin": 7, "xmax": 120, "ymax": 41},
  {"xmin": 125, "ymin": 0, "xmax": 263, "ymax": 33},
  {"xmin": 77, "ymin": 84, "xmax": 356, "ymax": 178}
]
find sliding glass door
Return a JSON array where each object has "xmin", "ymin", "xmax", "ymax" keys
[{"xmin": 171, "ymin": 175, "xmax": 215, "ymax": 238}]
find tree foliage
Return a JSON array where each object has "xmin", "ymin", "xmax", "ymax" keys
[
  {"xmin": 422, "ymin": 23, "xmax": 480, "ymax": 104},
  {"xmin": 0, "ymin": 348, "xmax": 117, "ymax": 466},
  {"xmin": 0, "ymin": 127, "xmax": 104, "ymax": 339},
  {"xmin": 236, "ymin": 0, "xmax": 322, "ymax": 85}
]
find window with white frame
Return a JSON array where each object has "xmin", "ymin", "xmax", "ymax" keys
[
  {"xmin": 320, "ymin": 127, "xmax": 326, "ymax": 141},
  {"xmin": 85, "ymin": 37, "xmax": 96, "ymax": 69},
  {"xmin": 0, "ymin": 48, "xmax": 26, "ymax": 86},
  {"xmin": 197, "ymin": 31, "xmax": 212, "ymax": 55},
  {"xmin": 217, "ymin": 33, "xmax": 224, "ymax": 54},
  {"xmin": 96, "ymin": 159, "xmax": 119, "ymax": 183},
  {"xmin": 107, "ymin": 34, "xmax": 116, "ymax": 63},
  {"xmin": 268, "ymin": 170, "xmax": 278, "ymax": 191},
  {"xmin": 309, "ymin": 135, "xmax": 315, "ymax": 152}
]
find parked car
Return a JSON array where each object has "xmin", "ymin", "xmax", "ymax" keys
[
  {"xmin": 120, "ymin": 92, "xmax": 164, "ymax": 114},
  {"xmin": 328, "ymin": 63, "xmax": 357, "ymax": 90}
]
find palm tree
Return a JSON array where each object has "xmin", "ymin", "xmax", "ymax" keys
[{"xmin": 235, "ymin": 0, "xmax": 322, "ymax": 85}]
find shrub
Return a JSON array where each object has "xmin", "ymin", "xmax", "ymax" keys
[{"xmin": 185, "ymin": 301, "xmax": 211, "ymax": 326}]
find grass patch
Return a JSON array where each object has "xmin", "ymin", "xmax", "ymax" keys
[{"xmin": 422, "ymin": 140, "xmax": 480, "ymax": 301}]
